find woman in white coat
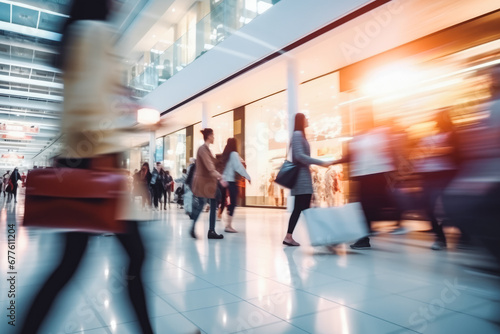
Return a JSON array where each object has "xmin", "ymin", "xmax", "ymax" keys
[{"xmin": 221, "ymin": 138, "xmax": 251, "ymax": 232}]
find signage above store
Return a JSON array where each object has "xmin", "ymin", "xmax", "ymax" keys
[
  {"xmin": 1, "ymin": 154, "xmax": 24, "ymax": 160},
  {"xmin": 0, "ymin": 123, "xmax": 40, "ymax": 133}
]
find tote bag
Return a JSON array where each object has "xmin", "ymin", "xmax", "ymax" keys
[{"xmin": 302, "ymin": 203, "xmax": 368, "ymax": 246}]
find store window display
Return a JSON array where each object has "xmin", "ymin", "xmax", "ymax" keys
[
  {"xmin": 163, "ymin": 129, "xmax": 187, "ymax": 179},
  {"xmin": 245, "ymin": 72, "xmax": 346, "ymax": 207}
]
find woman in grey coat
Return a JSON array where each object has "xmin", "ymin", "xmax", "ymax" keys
[{"xmin": 283, "ymin": 113, "xmax": 333, "ymax": 246}]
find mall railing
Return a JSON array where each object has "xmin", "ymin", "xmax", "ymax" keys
[{"xmin": 127, "ymin": 0, "xmax": 281, "ymax": 99}]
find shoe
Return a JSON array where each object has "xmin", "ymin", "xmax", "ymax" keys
[
  {"xmin": 207, "ymin": 230, "xmax": 224, "ymax": 239},
  {"xmin": 190, "ymin": 226, "xmax": 197, "ymax": 239},
  {"xmin": 283, "ymin": 240, "xmax": 300, "ymax": 246},
  {"xmin": 431, "ymin": 241, "xmax": 447, "ymax": 251},
  {"xmin": 390, "ymin": 227, "xmax": 408, "ymax": 235},
  {"xmin": 224, "ymin": 226, "xmax": 238, "ymax": 233},
  {"xmin": 350, "ymin": 238, "xmax": 371, "ymax": 249}
]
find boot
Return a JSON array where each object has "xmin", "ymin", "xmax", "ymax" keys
[{"xmin": 224, "ymin": 214, "xmax": 237, "ymax": 233}]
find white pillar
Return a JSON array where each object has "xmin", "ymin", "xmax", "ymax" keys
[
  {"xmin": 287, "ymin": 59, "xmax": 299, "ymax": 139},
  {"xmin": 286, "ymin": 58, "xmax": 299, "ymax": 212},
  {"xmin": 149, "ymin": 130, "xmax": 156, "ymax": 168},
  {"xmin": 201, "ymin": 101, "xmax": 209, "ymax": 128}
]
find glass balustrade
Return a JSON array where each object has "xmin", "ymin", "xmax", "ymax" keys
[{"xmin": 127, "ymin": 0, "xmax": 281, "ymax": 98}]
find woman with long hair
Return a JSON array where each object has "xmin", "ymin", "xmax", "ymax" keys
[
  {"xmin": 221, "ymin": 138, "xmax": 251, "ymax": 232},
  {"xmin": 284, "ymin": 113, "xmax": 332, "ymax": 246},
  {"xmin": 140, "ymin": 162, "xmax": 152, "ymax": 209},
  {"xmin": 20, "ymin": 1, "xmax": 154, "ymax": 332},
  {"xmin": 190, "ymin": 128, "xmax": 226, "ymax": 239}
]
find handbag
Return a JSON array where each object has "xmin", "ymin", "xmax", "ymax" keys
[
  {"xmin": 302, "ymin": 203, "xmax": 369, "ymax": 246},
  {"xmin": 275, "ymin": 143, "xmax": 299, "ymax": 189},
  {"xmin": 23, "ymin": 158, "xmax": 127, "ymax": 233}
]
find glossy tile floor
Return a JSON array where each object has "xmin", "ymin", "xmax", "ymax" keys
[{"xmin": 1, "ymin": 194, "xmax": 500, "ymax": 334}]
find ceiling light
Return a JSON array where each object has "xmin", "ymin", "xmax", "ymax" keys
[{"xmin": 172, "ymin": 8, "xmax": 176, "ymax": 12}]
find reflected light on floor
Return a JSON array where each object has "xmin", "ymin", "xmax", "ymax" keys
[{"xmin": 340, "ymin": 307, "xmax": 350, "ymax": 334}]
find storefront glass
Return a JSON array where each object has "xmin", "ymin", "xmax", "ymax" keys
[
  {"xmin": 163, "ymin": 128, "xmax": 187, "ymax": 179},
  {"xmin": 245, "ymin": 71, "xmax": 346, "ymax": 207}
]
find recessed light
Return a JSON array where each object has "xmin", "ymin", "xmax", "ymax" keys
[
  {"xmin": 300, "ymin": 70, "xmax": 305, "ymax": 74},
  {"xmin": 217, "ymin": 106, "xmax": 221, "ymax": 109},
  {"xmin": 152, "ymin": 34, "xmax": 156, "ymax": 38},
  {"xmin": 172, "ymin": 8, "xmax": 176, "ymax": 12}
]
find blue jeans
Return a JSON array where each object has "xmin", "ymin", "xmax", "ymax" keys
[{"xmin": 191, "ymin": 197, "xmax": 217, "ymax": 231}]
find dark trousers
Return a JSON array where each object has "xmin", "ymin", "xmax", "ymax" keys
[
  {"xmin": 162, "ymin": 189, "xmax": 168, "ymax": 208},
  {"xmin": 20, "ymin": 222, "xmax": 153, "ymax": 334},
  {"xmin": 421, "ymin": 171, "xmax": 456, "ymax": 243},
  {"xmin": 152, "ymin": 184, "xmax": 162, "ymax": 208},
  {"xmin": 355, "ymin": 173, "xmax": 401, "ymax": 242},
  {"xmin": 227, "ymin": 182, "xmax": 238, "ymax": 216},
  {"xmin": 192, "ymin": 197, "xmax": 217, "ymax": 231},
  {"xmin": 218, "ymin": 184, "xmax": 228, "ymax": 214},
  {"xmin": 287, "ymin": 194, "xmax": 312, "ymax": 234}
]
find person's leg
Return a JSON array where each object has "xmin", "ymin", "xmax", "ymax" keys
[
  {"xmin": 163, "ymin": 190, "xmax": 167, "ymax": 209},
  {"xmin": 225, "ymin": 182, "xmax": 238, "ymax": 232},
  {"xmin": 190, "ymin": 197, "xmax": 206, "ymax": 238},
  {"xmin": 351, "ymin": 174, "xmax": 383, "ymax": 249},
  {"xmin": 207, "ymin": 198, "xmax": 223, "ymax": 239},
  {"xmin": 422, "ymin": 173, "xmax": 447, "ymax": 249},
  {"xmin": 208, "ymin": 198, "xmax": 217, "ymax": 231},
  {"xmin": 227, "ymin": 182, "xmax": 238, "ymax": 217},
  {"xmin": 167, "ymin": 190, "xmax": 171, "ymax": 205},
  {"xmin": 116, "ymin": 222, "xmax": 153, "ymax": 334},
  {"xmin": 284, "ymin": 194, "xmax": 311, "ymax": 246},
  {"xmin": 20, "ymin": 233, "xmax": 89, "ymax": 334}
]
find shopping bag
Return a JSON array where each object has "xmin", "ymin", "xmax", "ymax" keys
[
  {"xmin": 24, "ymin": 168, "xmax": 127, "ymax": 233},
  {"xmin": 302, "ymin": 203, "xmax": 368, "ymax": 246}
]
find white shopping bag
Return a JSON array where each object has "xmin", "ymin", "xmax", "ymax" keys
[{"xmin": 302, "ymin": 203, "xmax": 369, "ymax": 246}]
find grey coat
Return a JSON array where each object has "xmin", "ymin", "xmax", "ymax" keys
[{"xmin": 291, "ymin": 131, "xmax": 325, "ymax": 196}]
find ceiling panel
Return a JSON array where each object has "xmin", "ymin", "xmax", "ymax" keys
[
  {"xmin": 0, "ymin": 3, "xmax": 9, "ymax": 22},
  {"xmin": 12, "ymin": 5, "xmax": 39, "ymax": 29}
]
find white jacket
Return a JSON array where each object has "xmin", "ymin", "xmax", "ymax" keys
[{"xmin": 222, "ymin": 152, "xmax": 251, "ymax": 182}]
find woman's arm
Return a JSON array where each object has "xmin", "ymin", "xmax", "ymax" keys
[
  {"xmin": 292, "ymin": 132, "xmax": 329, "ymax": 166},
  {"xmin": 231, "ymin": 152, "xmax": 251, "ymax": 181}
]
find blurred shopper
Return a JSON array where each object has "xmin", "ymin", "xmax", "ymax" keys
[
  {"xmin": 150, "ymin": 162, "xmax": 163, "ymax": 210},
  {"xmin": 283, "ymin": 113, "xmax": 332, "ymax": 247},
  {"xmin": 21, "ymin": 172, "xmax": 27, "ymax": 187},
  {"xmin": 2, "ymin": 170, "xmax": 10, "ymax": 197},
  {"xmin": 163, "ymin": 169, "xmax": 174, "ymax": 209},
  {"xmin": 140, "ymin": 162, "xmax": 152, "ymax": 209},
  {"xmin": 174, "ymin": 168, "xmax": 187, "ymax": 209},
  {"xmin": 413, "ymin": 108, "xmax": 466, "ymax": 250},
  {"xmin": 444, "ymin": 65, "xmax": 500, "ymax": 271},
  {"xmin": 190, "ymin": 128, "xmax": 226, "ymax": 239},
  {"xmin": 221, "ymin": 138, "xmax": 251, "ymax": 233},
  {"xmin": 184, "ymin": 158, "xmax": 196, "ymax": 217},
  {"xmin": 268, "ymin": 172, "xmax": 281, "ymax": 206},
  {"xmin": 334, "ymin": 106, "xmax": 399, "ymax": 250},
  {"xmin": 20, "ymin": 1, "xmax": 154, "ymax": 333},
  {"xmin": 6, "ymin": 167, "xmax": 20, "ymax": 203}
]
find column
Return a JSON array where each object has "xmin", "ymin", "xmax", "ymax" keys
[
  {"xmin": 201, "ymin": 101, "xmax": 209, "ymax": 128},
  {"xmin": 286, "ymin": 58, "xmax": 299, "ymax": 212},
  {"xmin": 149, "ymin": 130, "xmax": 156, "ymax": 168}
]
